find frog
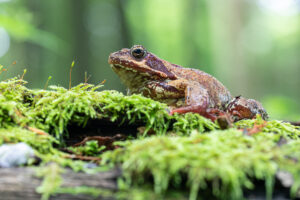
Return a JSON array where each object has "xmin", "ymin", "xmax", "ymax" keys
[{"xmin": 108, "ymin": 45, "xmax": 268, "ymax": 122}]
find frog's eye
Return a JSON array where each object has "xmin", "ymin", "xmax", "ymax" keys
[{"xmin": 130, "ymin": 45, "xmax": 147, "ymax": 59}]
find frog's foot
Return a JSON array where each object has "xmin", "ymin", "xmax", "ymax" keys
[{"xmin": 226, "ymin": 96, "xmax": 268, "ymax": 121}]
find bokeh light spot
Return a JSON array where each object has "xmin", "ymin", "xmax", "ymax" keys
[
  {"xmin": 258, "ymin": 0, "xmax": 300, "ymax": 16},
  {"xmin": 0, "ymin": 27, "xmax": 10, "ymax": 58}
]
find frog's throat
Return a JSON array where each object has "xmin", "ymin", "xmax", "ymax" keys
[{"xmin": 111, "ymin": 64, "xmax": 153, "ymax": 91}]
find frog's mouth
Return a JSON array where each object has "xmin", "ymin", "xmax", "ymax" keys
[
  {"xmin": 110, "ymin": 64, "xmax": 155, "ymax": 90},
  {"xmin": 110, "ymin": 64, "xmax": 142, "ymax": 74},
  {"xmin": 110, "ymin": 63, "xmax": 168, "ymax": 80}
]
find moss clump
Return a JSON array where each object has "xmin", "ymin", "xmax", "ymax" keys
[
  {"xmin": 235, "ymin": 116, "xmax": 300, "ymax": 139},
  {"xmin": 0, "ymin": 78, "xmax": 216, "ymax": 141},
  {"xmin": 172, "ymin": 112, "xmax": 218, "ymax": 135},
  {"xmin": 0, "ymin": 78, "xmax": 30, "ymax": 127},
  {"xmin": 28, "ymin": 86, "xmax": 216, "ymax": 139},
  {"xmin": 28, "ymin": 85, "xmax": 170, "ymax": 139},
  {"xmin": 102, "ymin": 120, "xmax": 300, "ymax": 200}
]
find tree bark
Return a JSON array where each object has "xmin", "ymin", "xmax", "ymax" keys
[{"xmin": 0, "ymin": 167, "xmax": 120, "ymax": 200}]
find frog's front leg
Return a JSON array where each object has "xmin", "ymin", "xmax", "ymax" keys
[
  {"xmin": 142, "ymin": 80, "xmax": 185, "ymax": 100},
  {"xmin": 168, "ymin": 80, "xmax": 226, "ymax": 121}
]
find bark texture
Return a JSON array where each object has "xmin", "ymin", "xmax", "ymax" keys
[{"xmin": 0, "ymin": 167, "xmax": 120, "ymax": 200}]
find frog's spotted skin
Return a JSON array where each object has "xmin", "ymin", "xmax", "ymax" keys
[{"xmin": 108, "ymin": 45, "xmax": 268, "ymax": 121}]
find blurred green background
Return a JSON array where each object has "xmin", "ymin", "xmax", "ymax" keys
[{"xmin": 0, "ymin": 0, "xmax": 299, "ymax": 120}]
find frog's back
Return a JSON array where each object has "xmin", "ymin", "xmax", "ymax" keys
[{"xmin": 171, "ymin": 64, "xmax": 232, "ymax": 108}]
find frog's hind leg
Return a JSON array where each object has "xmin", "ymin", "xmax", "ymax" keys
[{"xmin": 226, "ymin": 96, "xmax": 268, "ymax": 121}]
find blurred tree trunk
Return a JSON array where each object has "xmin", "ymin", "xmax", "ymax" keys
[
  {"xmin": 39, "ymin": 0, "xmax": 74, "ymax": 87},
  {"xmin": 207, "ymin": 0, "xmax": 248, "ymax": 95},
  {"xmin": 23, "ymin": 1, "xmax": 43, "ymax": 88},
  {"xmin": 182, "ymin": 0, "xmax": 214, "ymax": 74},
  {"xmin": 0, "ymin": 167, "xmax": 119, "ymax": 200},
  {"xmin": 71, "ymin": 0, "xmax": 90, "ymax": 84},
  {"xmin": 182, "ymin": 0, "xmax": 200, "ymax": 68},
  {"xmin": 116, "ymin": 0, "xmax": 131, "ymax": 47}
]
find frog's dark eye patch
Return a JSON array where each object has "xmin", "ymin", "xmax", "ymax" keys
[{"xmin": 130, "ymin": 45, "xmax": 147, "ymax": 59}]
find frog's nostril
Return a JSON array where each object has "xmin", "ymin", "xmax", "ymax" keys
[{"xmin": 108, "ymin": 53, "xmax": 119, "ymax": 64}]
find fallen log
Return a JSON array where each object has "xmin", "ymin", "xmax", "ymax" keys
[{"xmin": 0, "ymin": 167, "xmax": 120, "ymax": 200}]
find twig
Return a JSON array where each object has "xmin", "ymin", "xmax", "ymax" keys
[
  {"xmin": 69, "ymin": 61, "xmax": 75, "ymax": 90},
  {"xmin": 84, "ymin": 71, "xmax": 91, "ymax": 84},
  {"xmin": 14, "ymin": 109, "xmax": 49, "ymax": 136},
  {"xmin": 63, "ymin": 154, "xmax": 101, "ymax": 162},
  {"xmin": 43, "ymin": 76, "xmax": 52, "ymax": 90},
  {"xmin": 20, "ymin": 69, "xmax": 27, "ymax": 81}
]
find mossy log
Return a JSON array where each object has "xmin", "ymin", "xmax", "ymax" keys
[
  {"xmin": 1, "ymin": 78, "xmax": 300, "ymax": 199},
  {"xmin": 0, "ymin": 167, "xmax": 120, "ymax": 200}
]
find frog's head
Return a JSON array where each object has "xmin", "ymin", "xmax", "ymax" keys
[{"xmin": 108, "ymin": 45, "xmax": 177, "ymax": 81}]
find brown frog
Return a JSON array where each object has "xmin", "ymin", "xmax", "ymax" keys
[{"xmin": 108, "ymin": 45, "xmax": 268, "ymax": 122}]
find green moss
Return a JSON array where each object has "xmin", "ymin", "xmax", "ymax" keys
[
  {"xmin": 0, "ymin": 78, "xmax": 30, "ymax": 127},
  {"xmin": 115, "ymin": 185, "xmax": 189, "ymax": 200},
  {"xmin": 172, "ymin": 112, "xmax": 218, "ymax": 135},
  {"xmin": 56, "ymin": 186, "xmax": 112, "ymax": 198},
  {"xmin": 0, "ymin": 79, "xmax": 216, "ymax": 140},
  {"xmin": 28, "ymin": 85, "xmax": 171, "ymax": 139},
  {"xmin": 0, "ymin": 78, "xmax": 29, "ymax": 103},
  {"xmin": 102, "ymin": 121, "xmax": 300, "ymax": 200},
  {"xmin": 235, "ymin": 115, "xmax": 300, "ymax": 139},
  {"xmin": 0, "ymin": 127, "xmax": 57, "ymax": 154}
]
